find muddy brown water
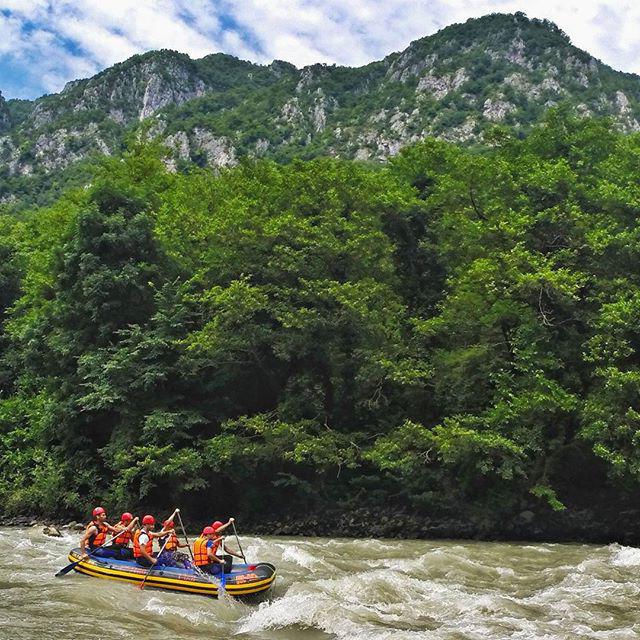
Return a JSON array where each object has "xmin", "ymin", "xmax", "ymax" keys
[{"xmin": 1, "ymin": 527, "xmax": 639, "ymax": 639}]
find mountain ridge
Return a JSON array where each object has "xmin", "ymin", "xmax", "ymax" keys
[{"xmin": 2, "ymin": 12, "xmax": 640, "ymax": 208}]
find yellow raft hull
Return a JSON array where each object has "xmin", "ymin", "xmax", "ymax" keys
[{"xmin": 67, "ymin": 549, "xmax": 276, "ymax": 598}]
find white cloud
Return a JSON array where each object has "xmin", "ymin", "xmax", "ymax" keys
[
  {"xmin": 224, "ymin": 0, "xmax": 640, "ymax": 73},
  {"xmin": 0, "ymin": 13, "xmax": 23, "ymax": 55},
  {"xmin": 0, "ymin": 0, "xmax": 639, "ymax": 99}
]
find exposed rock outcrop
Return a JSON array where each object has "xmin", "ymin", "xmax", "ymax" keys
[
  {"xmin": 417, "ymin": 68, "xmax": 468, "ymax": 99},
  {"xmin": 483, "ymin": 97, "xmax": 517, "ymax": 121},
  {"xmin": 191, "ymin": 128, "xmax": 236, "ymax": 168},
  {"xmin": 387, "ymin": 52, "xmax": 437, "ymax": 83}
]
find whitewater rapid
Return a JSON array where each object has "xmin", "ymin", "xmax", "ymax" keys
[{"xmin": 1, "ymin": 527, "xmax": 639, "ymax": 638}]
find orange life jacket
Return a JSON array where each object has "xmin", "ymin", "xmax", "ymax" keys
[
  {"xmin": 193, "ymin": 536, "xmax": 211, "ymax": 566},
  {"xmin": 114, "ymin": 523, "xmax": 132, "ymax": 546},
  {"xmin": 86, "ymin": 520, "xmax": 108, "ymax": 548},
  {"xmin": 163, "ymin": 532, "xmax": 178, "ymax": 551},
  {"xmin": 133, "ymin": 529, "xmax": 153, "ymax": 558}
]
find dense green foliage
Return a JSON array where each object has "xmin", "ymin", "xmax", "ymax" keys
[{"xmin": 1, "ymin": 112, "xmax": 640, "ymax": 525}]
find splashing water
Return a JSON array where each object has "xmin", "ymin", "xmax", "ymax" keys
[{"xmin": 1, "ymin": 527, "xmax": 639, "ymax": 639}]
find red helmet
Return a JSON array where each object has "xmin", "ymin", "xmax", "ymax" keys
[
  {"xmin": 163, "ymin": 520, "xmax": 174, "ymax": 528},
  {"xmin": 121, "ymin": 512, "xmax": 133, "ymax": 522},
  {"xmin": 92, "ymin": 507, "xmax": 106, "ymax": 517},
  {"xmin": 142, "ymin": 515, "xmax": 155, "ymax": 525},
  {"xmin": 202, "ymin": 526, "xmax": 215, "ymax": 536},
  {"xmin": 211, "ymin": 520, "xmax": 224, "ymax": 531}
]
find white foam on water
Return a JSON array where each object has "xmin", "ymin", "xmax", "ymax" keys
[
  {"xmin": 279, "ymin": 544, "xmax": 329, "ymax": 570},
  {"xmin": 3, "ymin": 527, "xmax": 640, "ymax": 639},
  {"xmin": 522, "ymin": 545, "xmax": 556, "ymax": 553},
  {"xmin": 236, "ymin": 591, "xmax": 436, "ymax": 640},
  {"xmin": 384, "ymin": 546, "xmax": 519, "ymax": 587},
  {"xmin": 142, "ymin": 596, "xmax": 219, "ymax": 625},
  {"xmin": 15, "ymin": 537, "xmax": 34, "ymax": 549},
  {"xmin": 590, "ymin": 627, "xmax": 640, "ymax": 640},
  {"xmin": 238, "ymin": 561, "xmax": 539, "ymax": 640},
  {"xmin": 608, "ymin": 543, "xmax": 640, "ymax": 568},
  {"xmin": 327, "ymin": 538, "xmax": 400, "ymax": 553}
]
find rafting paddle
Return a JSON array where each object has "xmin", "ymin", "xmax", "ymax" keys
[
  {"xmin": 138, "ymin": 535, "xmax": 170, "ymax": 590},
  {"xmin": 219, "ymin": 564, "xmax": 226, "ymax": 594},
  {"xmin": 173, "ymin": 512, "xmax": 220, "ymax": 588},
  {"xmin": 55, "ymin": 517, "xmax": 139, "ymax": 577},
  {"xmin": 231, "ymin": 520, "xmax": 254, "ymax": 568},
  {"xmin": 137, "ymin": 508, "xmax": 180, "ymax": 590},
  {"xmin": 176, "ymin": 509, "xmax": 196, "ymax": 564}
]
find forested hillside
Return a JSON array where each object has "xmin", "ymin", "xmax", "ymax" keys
[
  {"xmin": 1, "ymin": 110, "xmax": 640, "ymax": 540},
  {"xmin": 2, "ymin": 12, "xmax": 640, "ymax": 211}
]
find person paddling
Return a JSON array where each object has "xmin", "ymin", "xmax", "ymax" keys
[
  {"xmin": 192, "ymin": 526, "xmax": 225, "ymax": 574},
  {"xmin": 210, "ymin": 517, "xmax": 235, "ymax": 536},
  {"xmin": 211, "ymin": 519, "xmax": 244, "ymax": 574},
  {"xmin": 112, "ymin": 512, "xmax": 136, "ymax": 559},
  {"xmin": 133, "ymin": 515, "xmax": 172, "ymax": 568},
  {"xmin": 156, "ymin": 519, "xmax": 190, "ymax": 567},
  {"xmin": 80, "ymin": 507, "xmax": 121, "ymax": 559}
]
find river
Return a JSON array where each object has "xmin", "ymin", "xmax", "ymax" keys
[{"xmin": 1, "ymin": 526, "xmax": 639, "ymax": 639}]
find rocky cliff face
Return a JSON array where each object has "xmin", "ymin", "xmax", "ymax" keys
[
  {"xmin": 49, "ymin": 52, "xmax": 207, "ymax": 125},
  {"xmin": 2, "ymin": 12, "xmax": 640, "ymax": 208}
]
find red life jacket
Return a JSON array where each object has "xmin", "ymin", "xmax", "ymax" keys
[
  {"xmin": 133, "ymin": 529, "xmax": 153, "ymax": 558},
  {"xmin": 86, "ymin": 520, "xmax": 108, "ymax": 548}
]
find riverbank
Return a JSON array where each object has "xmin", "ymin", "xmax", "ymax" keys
[
  {"xmin": 3, "ymin": 504, "xmax": 640, "ymax": 546},
  {"xmin": 246, "ymin": 506, "xmax": 640, "ymax": 546}
]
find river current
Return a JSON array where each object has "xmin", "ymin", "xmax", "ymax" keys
[{"xmin": 1, "ymin": 526, "xmax": 639, "ymax": 639}]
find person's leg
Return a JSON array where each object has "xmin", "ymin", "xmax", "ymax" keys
[
  {"xmin": 91, "ymin": 547, "xmax": 116, "ymax": 559},
  {"xmin": 109, "ymin": 545, "xmax": 126, "ymax": 560},
  {"xmin": 156, "ymin": 551, "xmax": 176, "ymax": 567},
  {"xmin": 135, "ymin": 557, "xmax": 153, "ymax": 568},
  {"xmin": 175, "ymin": 552, "xmax": 191, "ymax": 570}
]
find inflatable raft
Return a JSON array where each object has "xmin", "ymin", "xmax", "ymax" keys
[{"xmin": 66, "ymin": 548, "xmax": 276, "ymax": 598}]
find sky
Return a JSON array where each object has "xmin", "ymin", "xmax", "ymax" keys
[{"xmin": 0, "ymin": 0, "xmax": 637, "ymax": 100}]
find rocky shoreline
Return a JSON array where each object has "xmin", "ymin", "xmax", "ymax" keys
[
  {"xmin": 0, "ymin": 516, "xmax": 84, "ymax": 537},
  {"xmin": 3, "ymin": 507, "xmax": 640, "ymax": 546},
  {"xmin": 245, "ymin": 507, "xmax": 640, "ymax": 546}
]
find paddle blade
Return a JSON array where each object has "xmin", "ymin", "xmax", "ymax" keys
[{"xmin": 55, "ymin": 561, "xmax": 79, "ymax": 577}]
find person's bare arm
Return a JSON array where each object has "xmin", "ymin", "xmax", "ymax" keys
[
  {"xmin": 221, "ymin": 541, "xmax": 243, "ymax": 559},
  {"xmin": 139, "ymin": 535, "xmax": 156, "ymax": 565},
  {"xmin": 207, "ymin": 545, "xmax": 224, "ymax": 564},
  {"xmin": 124, "ymin": 517, "xmax": 139, "ymax": 532},
  {"xmin": 104, "ymin": 522, "xmax": 120, "ymax": 534},
  {"xmin": 80, "ymin": 525, "xmax": 97, "ymax": 556},
  {"xmin": 215, "ymin": 517, "xmax": 235, "ymax": 535}
]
